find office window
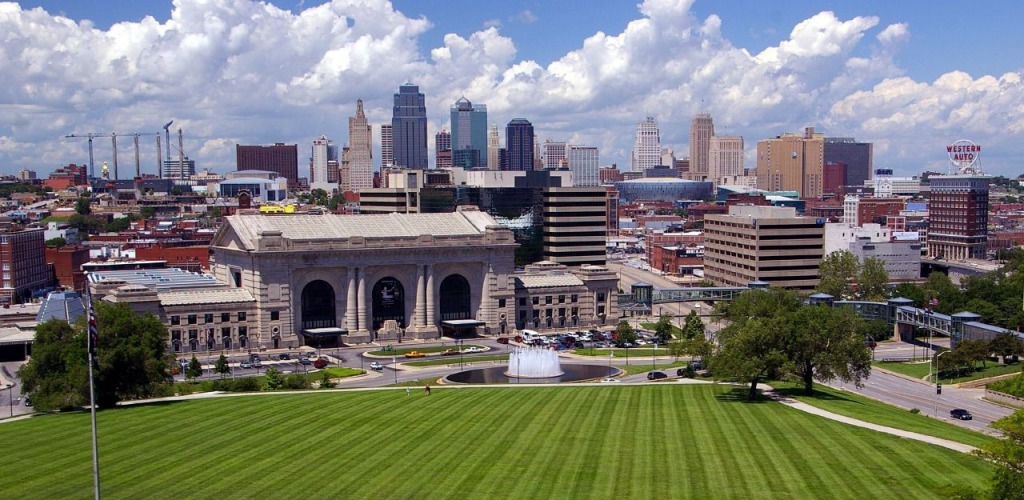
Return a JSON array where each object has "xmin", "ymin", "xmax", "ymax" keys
[
  {"xmin": 222, "ymin": 312, "xmax": 230, "ymax": 322},
  {"xmin": 271, "ymin": 311, "xmax": 280, "ymax": 321},
  {"xmin": 238, "ymin": 312, "xmax": 247, "ymax": 322},
  {"xmin": 188, "ymin": 314, "xmax": 197, "ymax": 325},
  {"xmin": 204, "ymin": 313, "xmax": 214, "ymax": 324},
  {"xmin": 170, "ymin": 316, "xmax": 180, "ymax": 326},
  {"xmin": 498, "ymin": 298, "xmax": 506, "ymax": 308}
]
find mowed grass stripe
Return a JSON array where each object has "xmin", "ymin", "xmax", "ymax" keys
[{"xmin": 0, "ymin": 385, "xmax": 993, "ymax": 499}]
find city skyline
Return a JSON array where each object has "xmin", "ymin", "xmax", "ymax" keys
[{"xmin": 3, "ymin": 0, "xmax": 1023, "ymax": 179}]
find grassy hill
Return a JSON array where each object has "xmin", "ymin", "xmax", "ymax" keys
[{"xmin": 0, "ymin": 385, "xmax": 992, "ymax": 498}]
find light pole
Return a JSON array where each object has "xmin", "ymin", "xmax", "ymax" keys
[
  {"xmin": 393, "ymin": 355, "xmax": 398, "ymax": 385},
  {"xmin": 458, "ymin": 338, "xmax": 464, "ymax": 370},
  {"xmin": 652, "ymin": 341, "xmax": 657, "ymax": 372},
  {"xmin": 6, "ymin": 383, "xmax": 12, "ymax": 417},
  {"xmin": 933, "ymin": 350, "xmax": 950, "ymax": 416}
]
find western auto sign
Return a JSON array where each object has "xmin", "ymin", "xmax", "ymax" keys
[{"xmin": 947, "ymin": 139, "xmax": 980, "ymax": 167}]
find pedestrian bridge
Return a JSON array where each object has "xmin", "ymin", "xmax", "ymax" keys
[{"xmin": 628, "ymin": 282, "xmax": 1022, "ymax": 347}]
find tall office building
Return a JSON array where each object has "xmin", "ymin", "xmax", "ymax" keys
[
  {"xmin": 236, "ymin": 143, "xmax": 299, "ymax": 187},
  {"xmin": 824, "ymin": 137, "xmax": 873, "ymax": 188},
  {"xmin": 688, "ymin": 112, "xmax": 714, "ymax": 181},
  {"xmin": 310, "ymin": 135, "xmax": 335, "ymax": 192},
  {"xmin": 543, "ymin": 187, "xmax": 608, "ymax": 267},
  {"xmin": 927, "ymin": 175, "xmax": 989, "ymax": 260},
  {"xmin": 450, "ymin": 97, "xmax": 488, "ymax": 169},
  {"xmin": 162, "ymin": 157, "xmax": 196, "ymax": 180},
  {"xmin": 567, "ymin": 145, "xmax": 600, "ymax": 186},
  {"xmin": 344, "ymin": 99, "xmax": 373, "ymax": 191},
  {"xmin": 708, "ymin": 135, "xmax": 744, "ymax": 187},
  {"xmin": 534, "ymin": 136, "xmax": 544, "ymax": 170},
  {"xmin": 380, "ymin": 124, "xmax": 393, "ymax": 169},
  {"xmin": 391, "ymin": 83, "xmax": 428, "ymax": 169},
  {"xmin": 543, "ymin": 140, "xmax": 568, "ymax": 169},
  {"xmin": 506, "ymin": 119, "xmax": 535, "ymax": 171},
  {"xmin": 435, "ymin": 129, "xmax": 452, "ymax": 169},
  {"xmin": 487, "ymin": 124, "xmax": 500, "ymax": 171},
  {"xmin": 755, "ymin": 127, "xmax": 825, "ymax": 199},
  {"xmin": 631, "ymin": 116, "xmax": 661, "ymax": 172}
]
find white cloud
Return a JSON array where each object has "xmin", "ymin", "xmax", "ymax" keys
[{"xmin": 0, "ymin": 0, "xmax": 1022, "ymax": 178}]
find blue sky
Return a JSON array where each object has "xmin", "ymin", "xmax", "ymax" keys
[{"xmin": 3, "ymin": 0, "xmax": 1024, "ymax": 178}]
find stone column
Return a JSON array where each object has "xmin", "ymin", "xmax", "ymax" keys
[
  {"xmin": 414, "ymin": 265, "xmax": 425, "ymax": 328},
  {"xmin": 346, "ymin": 268, "xmax": 358, "ymax": 331},
  {"xmin": 357, "ymin": 271, "xmax": 367, "ymax": 334},
  {"xmin": 479, "ymin": 262, "xmax": 490, "ymax": 327},
  {"xmin": 425, "ymin": 265, "xmax": 435, "ymax": 331}
]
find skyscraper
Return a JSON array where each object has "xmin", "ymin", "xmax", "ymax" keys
[
  {"xmin": 235, "ymin": 143, "xmax": 299, "ymax": 187},
  {"xmin": 487, "ymin": 124, "xmax": 500, "ymax": 171},
  {"xmin": 450, "ymin": 97, "xmax": 488, "ymax": 169},
  {"xmin": 310, "ymin": 135, "xmax": 335, "ymax": 192},
  {"xmin": 689, "ymin": 112, "xmax": 714, "ymax": 181},
  {"xmin": 505, "ymin": 119, "xmax": 534, "ymax": 171},
  {"xmin": 380, "ymin": 124, "xmax": 393, "ymax": 169},
  {"xmin": 567, "ymin": 145, "xmax": 600, "ymax": 186},
  {"xmin": 435, "ymin": 129, "xmax": 452, "ymax": 169},
  {"xmin": 927, "ymin": 175, "xmax": 989, "ymax": 260},
  {"xmin": 824, "ymin": 137, "xmax": 873, "ymax": 188},
  {"xmin": 391, "ymin": 83, "xmax": 428, "ymax": 169},
  {"xmin": 344, "ymin": 99, "xmax": 373, "ymax": 191},
  {"xmin": 755, "ymin": 127, "xmax": 825, "ymax": 199},
  {"xmin": 708, "ymin": 135, "xmax": 744, "ymax": 187},
  {"xmin": 543, "ymin": 140, "xmax": 567, "ymax": 169},
  {"xmin": 631, "ymin": 116, "xmax": 660, "ymax": 172}
]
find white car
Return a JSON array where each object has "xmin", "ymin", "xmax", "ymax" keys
[
  {"xmin": 600, "ymin": 377, "xmax": 621, "ymax": 383},
  {"xmin": 369, "ymin": 361, "xmax": 383, "ymax": 371}
]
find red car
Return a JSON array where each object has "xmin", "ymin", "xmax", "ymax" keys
[
  {"xmin": 313, "ymin": 357, "xmax": 328, "ymax": 369},
  {"xmin": 496, "ymin": 337, "xmax": 510, "ymax": 344}
]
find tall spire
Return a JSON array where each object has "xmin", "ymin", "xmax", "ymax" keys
[{"xmin": 356, "ymin": 99, "xmax": 365, "ymax": 119}]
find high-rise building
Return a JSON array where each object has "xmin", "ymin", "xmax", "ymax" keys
[
  {"xmin": 533, "ymin": 136, "xmax": 544, "ymax": 170},
  {"xmin": 391, "ymin": 83, "xmax": 428, "ymax": 169},
  {"xmin": 927, "ymin": 175, "xmax": 990, "ymax": 260},
  {"xmin": 310, "ymin": 135, "xmax": 335, "ymax": 192},
  {"xmin": 343, "ymin": 99, "xmax": 373, "ymax": 191},
  {"xmin": 567, "ymin": 146, "xmax": 600, "ymax": 187},
  {"xmin": 688, "ymin": 112, "xmax": 714, "ymax": 181},
  {"xmin": 543, "ymin": 187, "xmax": 608, "ymax": 267},
  {"xmin": 450, "ymin": 97, "xmax": 488, "ymax": 169},
  {"xmin": 236, "ymin": 143, "xmax": 299, "ymax": 187},
  {"xmin": 543, "ymin": 140, "xmax": 568, "ymax": 169},
  {"xmin": 631, "ymin": 116, "xmax": 661, "ymax": 172},
  {"xmin": 708, "ymin": 135, "xmax": 744, "ymax": 187},
  {"xmin": 505, "ymin": 119, "xmax": 535, "ymax": 171},
  {"xmin": 435, "ymin": 129, "xmax": 452, "ymax": 169},
  {"xmin": 487, "ymin": 124, "xmax": 500, "ymax": 171},
  {"xmin": 0, "ymin": 228, "xmax": 51, "ymax": 304},
  {"xmin": 660, "ymin": 149, "xmax": 676, "ymax": 172},
  {"xmin": 704, "ymin": 205, "xmax": 824, "ymax": 290},
  {"xmin": 755, "ymin": 127, "xmax": 825, "ymax": 199},
  {"xmin": 824, "ymin": 137, "xmax": 873, "ymax": 188},
  {"xmin": 380, "ymin": 124, "xmax": 393, "ymax": 169},
  {"xmin": 162, "ymin": 157, "xmax": 196, "ymax": 180}
]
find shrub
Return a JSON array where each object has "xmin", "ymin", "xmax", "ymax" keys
[
  {"xmin": 988, "ymin": 373, "xmax": 1024, "ymax": 398},
  {"xmin": 283, "ymin": 374, "xmax": 311, "ymax": 390},
  {"xmin": 909, "ymin": 408, "xmax": 920, "ymax": 414}
]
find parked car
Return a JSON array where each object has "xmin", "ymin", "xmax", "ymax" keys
[
  {"xmin": 404, "ymin": 351, "xmax": 426, "ymax": 358},
  {"xmin": 24, "ymin": 396, "xmax": 32, "ymax": 407},
  {"xmin": 600, "ymin": 377, "xmax": 620, "ymax": 383},
  {"xmin": 369, "ymin": 361, "xmax": 383, "ymax": 371},
  {"xmin": 239, "ymin": 360, "xmax": 252, "ymax": 369},
  {"xmin": 299, "ymin": 357, "xmax": 312, "ymax": 366},
  {"xmin": 249, "ymin": 353, "xmax": 261, "ymax": 361},
  {"xmin": 950, "ymin": 409, "xmax": 973, "ymax": 420},
  {"xmin": 647, "ymin": 371, "xmax": 667, "ymax": 380},
  {"xmin": 313, "ymin": 357, "xmax": 328, "ymax": 369},
  {"xmin": 496, "ymin": 337, "xmax": 510, "ymax": 344},
  {"xmin": 252, "ymin": 359, "xmax": 262, "ymax": 368},
  {"xmin": 278, "ymin": 353, "xmax": 291, "ymax": 360}
]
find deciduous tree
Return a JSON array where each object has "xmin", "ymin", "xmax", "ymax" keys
[
  {"xmin": 856, "ymin": 257, "xmax": 890, "ymax": 301},
  {"xmin": 977, "ymin": 409, "xmax": 1024, "ymax": 499},
  {"xmin": 653, "ymin": 313, "xmax": 675, "ymax": 342},
  {"xmin": 215, "ymin": 354, "xmax": 231, "ymax": 378},
  {"xmin": 786, "ymin": 305, "xmax": 871, "ymax": 395},
  {"xmin": 185, "ymin": 355, "xmax": 203, "ymax": 382},
  {"xmin": 817, "ymin": 250, "xmax": 858, "ymax": 299}
]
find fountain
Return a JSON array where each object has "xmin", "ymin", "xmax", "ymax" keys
[{"xmin": 505, "ymin": 346, "xmax": 563, "ymax": 378}]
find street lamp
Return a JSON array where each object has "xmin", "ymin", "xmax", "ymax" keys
[
  {"xmin": 6, "ymin": 383, "xmax": 12, "ymax": 417},
  {"xmin": 393, "ymin": 355, "xmax": 398, "ymax": 385},
  {"xmin": 457, "ymin": 338, "xmax": 464, "ymax": 370},
  {"xmin": 933, "ymin": 350, "xmax": 950, "ymax": 416}
]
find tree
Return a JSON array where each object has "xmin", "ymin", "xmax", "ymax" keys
[
  {"xmin": 18, "ymin": 302, "xmax": 169, "ymax": 410},
  {"xmin": 990, "ymin": 332, "xmax": 1024, "ymax": 363},
  {"xmin": 17, "ymin": 320, "xmax": 90, "ymax": 411},
  {"xmin": 264, "ymin": 367, "xmax": 283, "ymax": 390},
  {"xmin": 817, "ymin": 250, "xmax": 858, "ymax": 299},
  {"xmin": 977, "ymin": 409, "xmax": 1024, "ymax": 500},
  {"xmin": 892, "ymin": 282, "xmax": 927, "ymax": 308},
  {"xmin": 859, "ymin": 318, "xmax": 892, "ymax": 342},
  {"xmin": 681, "ymin": 311, "xmax": 705, "ymax": 340},
  {"xmin": 653, "ymin": 314, "xmax": 675, "ymax": 342},
  {"xmin": 856, "ymin": 257, "xmax": 890, "ymax": 301},
  {"xmin": 139, "ymin": 206, "xmax": 157, "ymax": 219},
  {"xmin": 45, "ymin": 237, "xmax": 67, "ymax": 248},
  {"xmin": 215, "ymin": 354, "xmax": 231, "ymax": 378},
  {"xmin": 786, "ymin": 305, "xmax": 871, "ymax": 395},
  {"xmin": 319, "ymin": 370, "xmax": 337, "ymax": 389},
  {"xmin": 712, "ymin": 316, "xmax": 790, "ymax": 400},
  {"xmin": 185, "ymin": 355, "xmax": 203, "ymax": 382},
  {"xmin": 614, "ymin": 320, "xmax": 636, "ymax": 345},
  {"xmin": 74, "ymin": 196, "xmax": 92, "ymax": 215}
]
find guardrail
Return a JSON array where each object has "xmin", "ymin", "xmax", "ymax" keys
[{"xmin": 984, "ymin": 389, "xmax": 1024, "ymax": 408}]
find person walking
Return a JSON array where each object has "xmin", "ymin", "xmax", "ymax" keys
[
  {"xmin": 406, "ymin": 388, "xmax": 410, "ymax": 396},
  {"xmin": 424, "ymin": 385, "xmax": 431, "ymax": 395}
]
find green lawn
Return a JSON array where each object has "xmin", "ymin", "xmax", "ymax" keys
[
  {"xmin": 876, "ymin": 360, "xmax": 1023, "ymax": 384},
  {"xmin": 366, "ymin": 344, "xmax": 487, "ymax": 356},
  {"xmin": 774, "ymin": 382, "xmax": 999, "ymax": 449},
  {"xmin": 618, "ymin": 360, "xmax": 688, "ymax": 376},
  {"xmin": 573, "ymin": 347, "xmax": 673, "ymax": 358},
  {"xmin": 0, "ymin": 385, "xmax": 992, "ymax": 498},
  {"xmin": 403, "ymin": 354, "xmax": 509, "ymax": 367}
]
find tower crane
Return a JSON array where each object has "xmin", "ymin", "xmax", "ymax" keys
[
  {"xmin": 64, "ymin": 132, "xmax": 110, "ymax": 180},
  {"xmin": 112, "ymin": 132, "xmax": 162, "ymax": 179}
]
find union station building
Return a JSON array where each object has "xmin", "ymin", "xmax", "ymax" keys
[{"xmin": 109, "ymin": 207, "xmax": 620, "ymax": 352}]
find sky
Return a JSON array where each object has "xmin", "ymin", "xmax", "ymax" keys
[{"xmin": 2, "ymin": 0, "xmax": 1023, "ymax": 180}]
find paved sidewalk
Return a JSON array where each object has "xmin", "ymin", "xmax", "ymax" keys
[{"xmin": 763, "ymin": 386, "xmax": 977, "ymax": 454}]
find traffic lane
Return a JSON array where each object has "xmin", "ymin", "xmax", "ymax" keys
[{"xmin": 829, "ymin": 370, "xmax": 1014, "ymax": 433}]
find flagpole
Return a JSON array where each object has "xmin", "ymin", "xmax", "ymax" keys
[{"xmin": 86, "ymin": 291, "xmax": 101, "ymax": 499}]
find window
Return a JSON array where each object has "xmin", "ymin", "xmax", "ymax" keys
[
  {"xmin": 204, "ymin": 313, "xmax": 214, "ymax": 324},
  {"xmin": 519, "ymin": 297, "xmax": 526, "ymax": 306},
  {"xmin": 597, "ymin": 292, "xmax": 606, "ymax": 302},
  {"xmin": 571, "ymin": 294, "xmax": 578, "ymax": 303},
  {"xmin": 558, "ymin": 295, "xmax": 565, "ymax": 304},
  {"xmin": 221, "ymin": 327, "xmax": 232, "ymax": 341},
  {"xmin": 170, "ymin": 316, "xmax": 180, "ymax": 326},
  {"xmin": 270, "ymin": 311, "xmax": 280, "ymax": 321},
  {"xmin": 232, "ymin": 270, "xmax": 242, "ymax": 287},
  {"xmin": 188, "ymin": 315, "xmax": 197, "ymax": 325},
  {"xmin": 545, "ymin": 296, "xmax": 552, "ymax": 305},
  {"xmin": 498, "ymin": 298, "xmax": 506, "ymax": 308},
  {"xmin": 221, "ymin": 312, "xmax": 230, "ymax": 322},
  {"xmin": 238, "ymin": 312, "xmax": 247, "ymax": 322},
  {"xmin": 532, "ymin": 297, "xmax": 539, "ymax": 305}
]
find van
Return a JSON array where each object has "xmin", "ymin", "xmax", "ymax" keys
[{"xmin": 520, "ymin": 329, "xmax": 540, "ymax": 341}]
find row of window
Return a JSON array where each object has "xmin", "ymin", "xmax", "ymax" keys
[
  {"xmin": 518, "ymin": 294, "xmax": 580, "ymax": 306},
  {"xmin": 169, "ymin": 310, "xmax": 281, "ymax": 326}
]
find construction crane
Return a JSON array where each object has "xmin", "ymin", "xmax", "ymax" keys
[
  {"xmin": 162, "ymin": 121, "xmax": 173, "ymax": 179},
  {"xmin": 64, "ymin": 132, "xmax": 110, "ymax": 180},
  {"xmin": 112, "ymin": 132, "xmax": 161, "ymax": 179}
]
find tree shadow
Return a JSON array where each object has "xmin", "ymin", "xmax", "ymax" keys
[
  {"xmin": 714, "ymin": 386, "xmax": 770, "ymax": 404},
  {"xmin": 774, "ymin": 387, "xmax": 863, "ymax": 405}
]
